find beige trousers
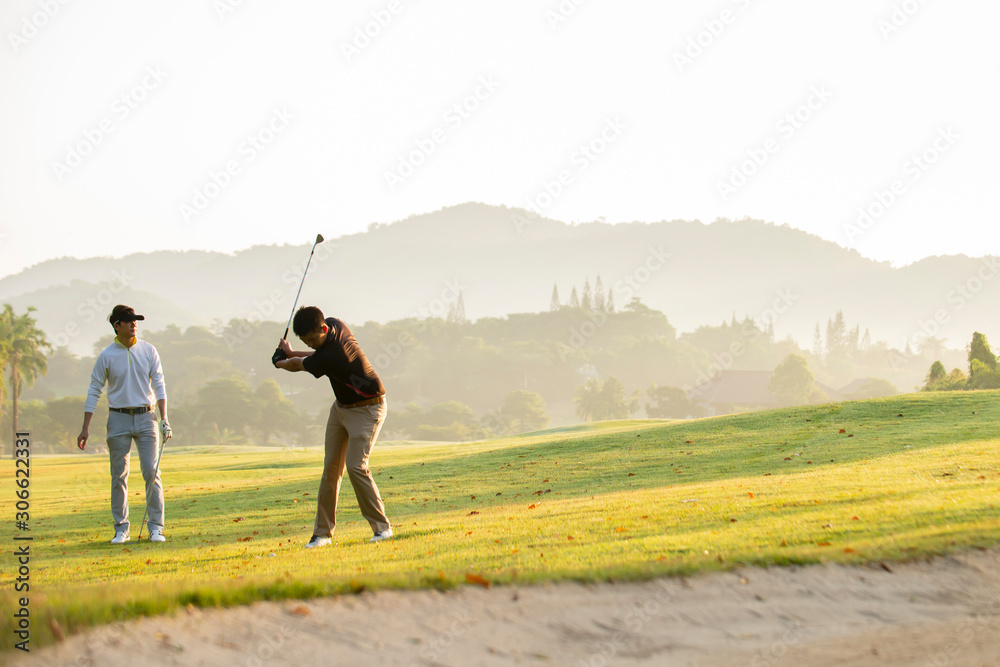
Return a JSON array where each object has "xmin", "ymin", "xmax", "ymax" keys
[{"xmin": 314, "ymin": 398, "xmax": 390, "ymax": 537}]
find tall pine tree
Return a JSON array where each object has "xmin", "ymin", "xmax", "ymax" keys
[
  {"xmin": 549, "ymin": 284, "xmax": 560, "ymax": 311},
  {"xmin": 812, "ymin": 323, "xmax": 823, "ymax": 358},
  {"xmin": 593, "ymin": 276, "xmax": 605, "ymax": 312}
]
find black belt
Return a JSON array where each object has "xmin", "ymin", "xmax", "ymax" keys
[
  {"xmin": 341, "ymin": 396, "xmax": 385, "ymax": 409},
  {"xmin": 110, "ymin": 406, "xmax": 152, "ymax": 415}
]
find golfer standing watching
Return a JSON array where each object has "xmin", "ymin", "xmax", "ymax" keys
[
  {"xmin": 274, "ymin": 306, "xmax": 392, "ymax": 547},
  {"xmin": 77, "ymin": 305, "xmax": 171, "ymax": 544}
]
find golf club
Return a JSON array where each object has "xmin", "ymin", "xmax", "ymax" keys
[
  {"xmin": 283, "ymin": 233, "xmax": 325, "ymax": 341},
  {"xmin": 138, "ymin": 420, "xmax": 170, "ymax": 541}
]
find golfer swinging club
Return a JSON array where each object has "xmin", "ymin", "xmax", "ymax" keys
[
  {"xmin": 273, "ymin": 306, "xmax": 393, "ymax": 546},
  {"xmin": 78, "ymin": 305, "xmax": 171, "ymax": 544}
]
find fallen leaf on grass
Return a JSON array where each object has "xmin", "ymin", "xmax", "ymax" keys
[
  {"xmin": 817, "ymin": 541, "xmax": 831, "ymax": 547},
  {"xmin": 839, "ymin": 429, "xmax": 846, "ymax": 434},
  {"xmin": 145, "ymin": 559, "xmax": 152, "ymax": 565},
  {"xmin": 467, "ymin": 510, "xmax": 480, "ymax": 516},
  {"xmin": 465, "ymin": 573, "xmax": 491, "ymax": 588},
  {"xmin": 616, "ymin": 527, "xmax": 627, "ymax": 533},
  {"xmin": 528, "ymin": 503, "xmax": 537, "ymax": 509}
]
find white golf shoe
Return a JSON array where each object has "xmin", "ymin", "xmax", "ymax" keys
[
  {"xmin": 369, "ymin": 528, "xmax": 393, "ymax": 543},
  {"xmin": 111, "ymin": 531, "xmax": 130, "ymax": 544},
  {"xmin": 304, "ymin": 535, "xmax": 332, "ymax": 549},
  {"xmin": 149, "ymin": 529, "xmax": 166, "ymax": 542}
]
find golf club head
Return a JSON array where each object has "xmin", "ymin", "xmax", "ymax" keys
[{"xmin": 315, "ymin": 233, "xmax": 324, "ymax": 244}]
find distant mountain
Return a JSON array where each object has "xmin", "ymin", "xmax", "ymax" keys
[{"xmin": 2, "ymin": 203, "xmax": 997, "ymax": 356}]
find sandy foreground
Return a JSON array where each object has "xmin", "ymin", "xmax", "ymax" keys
[{"xmin": 12, "ymin": 547, "xmax": 1000, "ymax": 667}]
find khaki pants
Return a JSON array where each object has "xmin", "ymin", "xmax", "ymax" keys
[
  {"xmin": 314, "ymin": 398, "xmax": 390, "ymax": 537},
  {"xmin": 107, "ymin": 410, "xmax": 163, "ymax": 534}
]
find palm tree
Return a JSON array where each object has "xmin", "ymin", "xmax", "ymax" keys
[{"xmin": 1, "ymin": 305, "xmax": 51, "ymax": 456}]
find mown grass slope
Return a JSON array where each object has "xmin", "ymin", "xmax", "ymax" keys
[{"xmin": 2, "ymin": 390, "xmax": 998, "ymax": 649}]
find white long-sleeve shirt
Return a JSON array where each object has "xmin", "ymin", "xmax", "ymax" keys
[{"xmin": 85, "ymin": 338, "xmax": 167, "ymax": 413}]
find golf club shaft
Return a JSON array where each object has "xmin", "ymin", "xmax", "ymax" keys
[
  {"xmin": 138, "ymin": 434, "xmax": 167, "ymax": 541},
  {"xmin": 283, "ymin": 234, "xmax": 324, "ymax": 339}
]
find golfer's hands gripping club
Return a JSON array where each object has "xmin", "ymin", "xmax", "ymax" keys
[
  {"xmin": 273, "ymin": 338, "xmax": 294, "ymax": 368},
  {"xmin": 160, "ymin": 419, "xmax": 172, "ymax": 443}
]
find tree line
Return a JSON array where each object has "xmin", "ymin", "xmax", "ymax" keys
[{"xmin": 6, "ymin": 299, "xmax": 996, "ymax": 449}]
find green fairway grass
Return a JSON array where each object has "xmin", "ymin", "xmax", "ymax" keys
[{"xmin": 3, "ymin": 390, "xmax": 999, "ymax": 649}]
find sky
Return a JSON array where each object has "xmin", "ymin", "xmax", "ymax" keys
[{"xmin": 1, "ymin": 0, "xmax": 997, "ymax": 280}]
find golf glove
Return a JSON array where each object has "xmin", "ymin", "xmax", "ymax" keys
[
  {"xmin": 160, "ymin": 419, "xmax": 172, "ymax": 443},
  {"xmin": 272, "ymin": 347, "xmax": 287, "ymax": 367}
]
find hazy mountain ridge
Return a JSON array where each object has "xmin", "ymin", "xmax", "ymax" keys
[{"xmin": 2, "ymin": 203, "xmax": 997, "ymax": 356}]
